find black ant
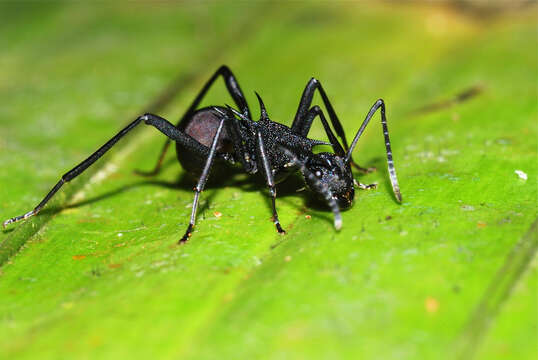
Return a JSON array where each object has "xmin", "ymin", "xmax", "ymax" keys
[{"xmin": 3, "ymin": 66, "xmax": 402, "ymax": 243}]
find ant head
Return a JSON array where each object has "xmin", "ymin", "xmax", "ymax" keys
[{"xmin": 304, "ymin": 152, "xmax": 355, "ymax": 209}]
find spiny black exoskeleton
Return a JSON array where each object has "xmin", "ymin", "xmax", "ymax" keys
[{"xmin": 3, "ymin": 65, "xmax": 402, "ymax": 243}]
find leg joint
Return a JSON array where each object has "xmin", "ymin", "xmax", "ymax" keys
[
  {"xmin": 310, "ymin": 105, "xmax": 322, "ymax": 113},
  {"xmin": 138, "ymin": 113, "xmax": 151, "ymax": 123},
  {"xmin": 217, "ymin": 64, "xmax": 232, "ymax": 74}
]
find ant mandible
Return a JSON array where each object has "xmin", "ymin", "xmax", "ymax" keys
[{"xmin": 3, "ymin": 65, "xmax": 402, "ymax": 243}]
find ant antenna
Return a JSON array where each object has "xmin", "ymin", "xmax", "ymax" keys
[{"xmin": 345, "ymin": 99, "xmax": 402, "ymax": 202}]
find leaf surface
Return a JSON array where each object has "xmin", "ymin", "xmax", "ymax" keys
[{"xmin": 0, "ymin": 3, "xmax": 536, "ymax": 359}]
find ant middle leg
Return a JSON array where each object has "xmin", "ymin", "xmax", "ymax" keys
[{"xmin": 136, "ymin": 65, "xmax": 251, "ymax": 176}]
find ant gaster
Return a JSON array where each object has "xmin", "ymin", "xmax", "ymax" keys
[{"xmin": 3, "ymin": 66, "xmax": 402, "ymax": 243}]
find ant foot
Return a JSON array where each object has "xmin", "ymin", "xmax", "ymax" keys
[
  {"xmin": 2, "ymin": 210, "xmax": 36, "ymax": 228},
  {"xmin": 357, "ymin": 182, "xmax": 377, "ymax": 190},
  {"xmin": 179, "ymin": 224, "xmax": 194, "ymax": 244}
]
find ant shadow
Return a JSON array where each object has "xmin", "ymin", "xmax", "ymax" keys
[{"xmin": 26, "ymin": 155, "xmax": 395, "ymax": 231}]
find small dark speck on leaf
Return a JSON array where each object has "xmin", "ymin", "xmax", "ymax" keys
[
  {"xmin": 91, "ymin": 268, "xmax": 102, "ymax": 277},
  {"xmin": 385, "ymin": 215, "xmax": 392, "ymax": 221}
]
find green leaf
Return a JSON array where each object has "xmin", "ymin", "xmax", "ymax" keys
[{"xmin": 0, "ymin": 3, "xmax": 536, "ymax": 359}]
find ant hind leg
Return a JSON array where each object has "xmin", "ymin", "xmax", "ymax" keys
[
  {"xmin": 3, "ymin": 113, "xmax": 207, "ymax": 228},
  {"xmin": 136, "ymin": 65, "xmax": 251, "ymax": 177}
]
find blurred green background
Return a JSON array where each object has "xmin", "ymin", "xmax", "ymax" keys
[{"xmin": 0, "ymin": 1, "xmax": 536, "ymax": 359}]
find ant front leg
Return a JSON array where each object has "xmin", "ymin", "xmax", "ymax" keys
[
  {"xmin": 300, "ymin": 105, "xmax": 344, "ymax": 155},
  {"xmin": 291, "ymin": 78, "xmax": 375, "ymax": 173},
  {"xmin": 136, "ymin": 65, "xmax": 251, "ymax": 176},
  {"xmin": 292, "ymin": 78, "xmax": 347, "ymax": 147},
  {"xmin": 180, "ymin": 118, "xmax": 226, "ymax": 244},
  {"xmin": 256, "ymin": 132, "xmax": 285, "ymax": 234},
  {"xmin": 355, "ymin": 180, "xmax": 377, "ymax": 190},
  {"xmin": 3, "ymin": 114, "xmax": 208, "ymax": 228}
]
